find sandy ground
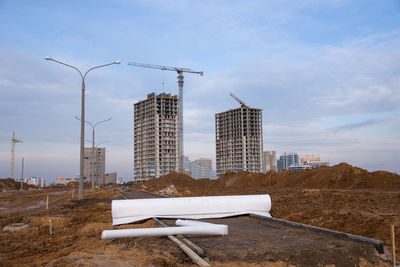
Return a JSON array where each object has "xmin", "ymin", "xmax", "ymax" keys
[{"xmin": 0, "ymin": 163, "xmax": 399, "ymax": 266}]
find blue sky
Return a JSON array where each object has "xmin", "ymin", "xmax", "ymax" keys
[{"xmin": 0, "ymin": 0, "xmax": 399, "ymax": 182}]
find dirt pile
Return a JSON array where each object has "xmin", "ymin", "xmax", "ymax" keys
[
  {"xmin": 218, "ymin": 163, "xmax": 400, "ymax": 190},
  {"xmin": 133, "ymin": 163, "xmax": 400, "ymax": 256},
  {"xmin": 0, "ymin": 178, "xmax": 34, "ymax": 191},
  {"xmin": 136, "ymin": 163, "xmax": 400, "ymax": 195}
]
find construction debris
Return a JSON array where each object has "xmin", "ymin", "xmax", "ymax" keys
[
  {"xmin": 3, "ymin": 223, "xmax": 30, "ymax": 232},
  {"xmin": 159, "ymin": 184, "xmax": 178, "ymax": 196}
]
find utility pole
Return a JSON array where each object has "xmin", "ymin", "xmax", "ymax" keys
[{"xmin": 11, "ymin": 132, "xmax": 23, "ymax": 180}]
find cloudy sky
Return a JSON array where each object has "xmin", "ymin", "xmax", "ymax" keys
[{"xmin": 1, "ymin": 0, "xmax": 399, "ymax": 182}]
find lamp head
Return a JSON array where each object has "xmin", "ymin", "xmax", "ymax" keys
[
  {"xmin": 114, "ymin": 61, "xmax": 121, "ymax": 64},
  {"xmin": 44, "ymin": 56, "xmax": 53, "ymax": 61}
]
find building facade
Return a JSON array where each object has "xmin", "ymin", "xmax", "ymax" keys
[
  {"xmin": 263, "ymin": 150, "xmax": 277, "ymax": 172},
  {"xmin": 300, "ymin": 155, "xmax": 329, "ymax": 169},
  {"xmin": 277, "ymin": 152, "xmax": 300, "ymax": 173},
  {"xmin": 215, "ymin": 107, "xmax": 263, "ymax": 177},
  {"xmin": 183, "ymin": 157, "xmax": 217, "ymax": 179},
  {"xmin": 24, "ymin": 176, "xmax": 45, "ymax": 187},
  {"xmin": 134, "ymin": 92, "xmax": 179, "ymax": 181},
  {"xmin": 84, "ymin": 147, "xmax": 105, "ymax": 185},
  {"xmin": 55, "ymin": 177, "xmax": 77, "ymax": 185},
  {"xmin": 195, "ymin": 158, "xmax": 213, "ymax": 170}
]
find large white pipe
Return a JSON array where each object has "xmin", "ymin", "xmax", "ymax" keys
[
  {"xmin": 101, "ymin": 224, "xmax": 228, "ymax": 240},
  {"xmin": 175, "ymin": 219, "xmax": 224, "ymax": 227},
  {"xmin": 112, "ymin": 194, "xmax": 271, "ymax": 225}
]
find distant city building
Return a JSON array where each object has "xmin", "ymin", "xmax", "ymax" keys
[
  {"xmin": 134, "ymin": 92, "xmax": 179, "ymax": 181},
  {"xmin": 84, "ymin": 147, "xmax": 105, "ymax": 185},
  {"xmin": 301, "ymin": 155, "xmax": 329, "ymax": 169},
  {"xmin": 288, "ymin": 164, "xmax": 312, "ymax": 172},
  {"xmin": 277, "ymin": 153, "xmax": 300, "ymax": 173},
  {"xmin": 277, "ymin": 153, "xmax": 329, "ymax": 173},
  {"xmin": 262, "ymin": 151, "xmax": 277, "ymax": 172},
  {"xmin": 183, "ymin": 156, "xmax": 217, "ymax": 179},
  {"xmin": 24, "ymin": 176, "xmax": 45, "ymax": 187},
  {"xmin": 215, "ymin": 106, "xmax": 263, "ymax": 177},
  {"xmin": 195, "ymin": 158, "xmax": 213, "ymax": 170},
  {"xmin": 104, "ymin": 172, "xmax": 117, "ymax": 185},
  {"xmin": 55, "ymin": 177, "xmax": 77, "ymax": 185}
]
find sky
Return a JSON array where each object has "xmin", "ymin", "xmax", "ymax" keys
[{"xmin": 0, "ymin": 0, "xmax": 399, "ymax": 182}]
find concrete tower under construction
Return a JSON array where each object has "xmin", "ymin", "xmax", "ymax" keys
[
  {"xmin": 215, "ymin": 106, "xmax": 263, "ymax": 177},
  {"xmin": 134, "ymin": 92, "xmax": 179, "ymax": 181}
]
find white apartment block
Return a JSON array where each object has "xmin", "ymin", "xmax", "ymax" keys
[
  {"xmin": 134, "ymin": 92, "xmax": 179, "ymax": 181},
  {"xmin": 215, "ymin": 107, "xmax": 263, "ymax": 177}
]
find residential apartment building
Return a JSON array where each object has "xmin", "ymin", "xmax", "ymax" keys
[
  {"xmin": 215, "ymin": 106, "xmax": 263, "ymax": 177},
  {"xmin": 277, "ymin": 152, "xmax": 300, "ymax": 173},
  {"xmin": 183, "ymin": 157, "xmax": 217, "ymax": 179},
  {"xmin": 24, "ymin": 176, "xmax": 45, "ymax": 187},
  {"xmin": 195, "ymin": 158, "xmax": 213, "ymax": 170},
  {"xmin": 263, "ymin": 150, "xmax": 277, "ymax": 172},
  {"xmin": 301, "ymin": 155, "xmax": 329, "ymax": 169},
  {"xmin": 134, "ymin": 92, "xmax": 179, "ymax": 181},
  {"xmin": 84, "ymin": 147, "xmax": 105, "ymax": 185},
  {"xmin": 55, "ymin": 177, "xmax": 77, "ymax": 185}
]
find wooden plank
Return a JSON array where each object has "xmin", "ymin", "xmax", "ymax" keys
[{"xmin": 153, "ymin": 217, "xmax": 204, "ymax": 256}]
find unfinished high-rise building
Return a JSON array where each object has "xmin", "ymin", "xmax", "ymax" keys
[
  {"xmin": 215, "ymin": 106, "xmax": 263, "ymax": 177},
  {"xmin": 134, "ymin": 92, "xmax": 179, "ymax": 181}
]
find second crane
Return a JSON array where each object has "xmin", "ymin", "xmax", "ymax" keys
[{"xmin": 128, "ymin": 62, "xmax": 203, "ymax": 172}]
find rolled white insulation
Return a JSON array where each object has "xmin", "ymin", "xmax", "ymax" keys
[
  {"xmin": 101, "ymin": 222, "xmax": 228, "ymax": 239},
  {"xmin": 112, "ymin": 194, "xmax": 271, "ymax": 225}
]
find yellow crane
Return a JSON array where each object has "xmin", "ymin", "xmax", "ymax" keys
[
  {"xmin": 11, "ymin": 132, "xmax": 23, "ymax": 179},
  {"xmin": 128, "ymin": 62, "xmax": 203, "ymax": 172}
]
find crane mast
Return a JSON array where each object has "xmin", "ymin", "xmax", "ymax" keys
[
  {"xmin": 11, "ymin": 132, "xmax": 23, "ymax": 179},
  {"xmin": 128, "ymin": 62, "xmax": 203, "ymax": 173}
]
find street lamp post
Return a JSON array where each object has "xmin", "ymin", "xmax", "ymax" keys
[
  {"xmin": 45, "ymin": 57, "xmax": 120, "ymax": 199},
  {"xmin": 76, "ymin": 117, "xmax": 112, "ymax": 191}
]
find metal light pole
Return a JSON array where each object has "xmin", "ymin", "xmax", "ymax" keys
[
  {"xmin": 76, "ymin": 117, "xmax": 112, "ymax": 191},
  {"xmin": 45, "ymin": 57, "xmax": 120, "ymax": 199}
]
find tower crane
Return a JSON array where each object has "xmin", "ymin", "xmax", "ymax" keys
[
  {"xmin": 230, "ymin": 93, "xmax": 248, "ymax": 108},
  {"xmin": 11, "ymin": 132, "xmax": 23, "ymax": 179},
  {"xmin": 128, "ymin": 62, "xmax": 204, "ymax": 172}
]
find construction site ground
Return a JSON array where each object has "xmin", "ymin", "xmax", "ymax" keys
[{"xmin": 0, "ymin": 163, "xmax": 399, "ymax": 266}]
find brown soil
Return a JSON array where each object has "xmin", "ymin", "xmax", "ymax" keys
[
  {"xmin": 0, "ymin": 178, "xmax": 35, "ymax": 191},
  {"xmin": 136, "ymin": 163, "xmax": 400, "ymax": 259},
  {"xmin": 0, "ymin": 163, "xmax": 399, "ymax": 266}
]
